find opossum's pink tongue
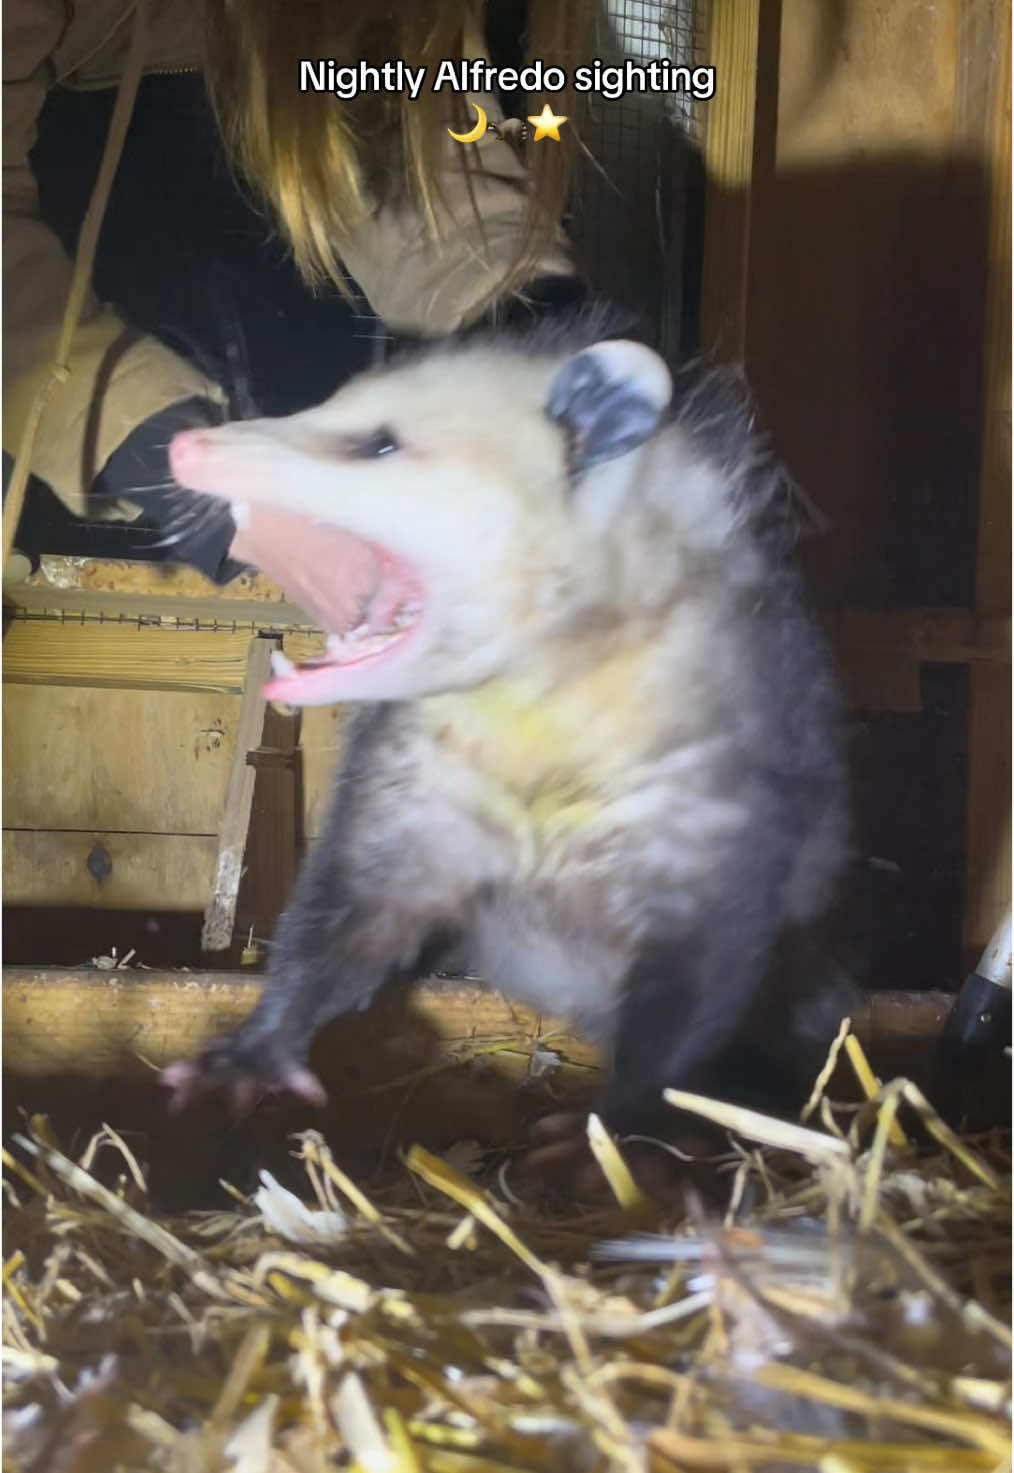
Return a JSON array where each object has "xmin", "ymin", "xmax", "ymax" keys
[{"xmin": 231, "ymin": 506, "xmax": 423, "ymax": 703}]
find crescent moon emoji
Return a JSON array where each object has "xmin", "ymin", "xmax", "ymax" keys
[{"xmin": 448, "ymin": 103, "xmax": 488, "ymax": 144}]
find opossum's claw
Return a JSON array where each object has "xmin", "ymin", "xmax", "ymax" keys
[
  {"xmin": 160, "ymin": 1044, "xmax": 328, "ymax": 1114},
  {"xmin": 274, "ymin": 1065, "xmax": 329, "ymax": 1108},
  {"xmin": 159, "ymin": 1060, "xmax": 195, "ymax": 1113}
]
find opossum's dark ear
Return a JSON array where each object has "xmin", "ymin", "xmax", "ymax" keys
[{"xmin": 546, "ymin": 340, "xmax": 672, "ymax": 473}]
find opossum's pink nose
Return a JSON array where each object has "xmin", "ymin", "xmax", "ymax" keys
[{"xmin": 168, "ymin": 428, "xmax": 212, "ymax": 486}]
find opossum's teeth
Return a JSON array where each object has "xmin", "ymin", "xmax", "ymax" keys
[
  {"xmin": 327, "ymin": 630, "xmax": 406, "ymax": 662},
  {"xmin": 270, "ymin": 649, "xmax": 297, "ymax": 679},
  {"xmin": 299, "ymin": 643, "xmax": 342, "ymax": 667},
  {"xmin": 294, "ymin": 624, "xmax": 412, "ymax": 673}
]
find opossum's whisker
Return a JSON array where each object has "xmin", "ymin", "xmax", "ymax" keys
[
  {"xmin": 142, "ymin": 490, "xmax": 233, "ymax": 551},
  {"xmin": 148, "ymin": 519, "xmax": 230, "ymax": 553},
  {"xmin": 111, "ymin": 480, "xmax": 181, "ymax": 496}
]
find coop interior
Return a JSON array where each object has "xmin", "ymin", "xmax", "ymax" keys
[{"xmin": 2, "ymin": 2, "xmax": 1011, "ymax": 1468}]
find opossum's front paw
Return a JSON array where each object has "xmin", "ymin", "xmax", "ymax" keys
[{"xmin": 160, "ymin": 1034, "xmax": 327, "ymax": 1115}]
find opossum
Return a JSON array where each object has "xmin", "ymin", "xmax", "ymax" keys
[{"xmin": 163, "ymin": 321, "xmax": 851, "ymax": 1132}]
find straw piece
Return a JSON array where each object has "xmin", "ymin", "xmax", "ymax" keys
[
  {"xmin": 405, "ymin": 1146, "xmax": 547, "ymax": 1279},
  {"xmin": 801, "ymin": 1016, "xmax": 852, "ymax": 1124},
  {"xmin": 12, "ymin": 1132, "xmax": 205, "ymax": 1274},
  {"xmin": 586, "ymin": 1114, "xmax": 654, "ymax": 1214},
  {"xmin": 664, "ymin": 1090, "xmax": 852, "ymax": 1164},
  {"xmin": 743, "ymin": 1362, "xmax": 1011, "ymax": 1455},
  {"xmin": 844, "ymin": 1036, "xmax": 909, "ymax": 1149},
  {"xmin": 297, "ymin": 1132, "xmax": 415, "ymax": 1257}
]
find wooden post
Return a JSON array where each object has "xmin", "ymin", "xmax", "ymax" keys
[
  {"xmin": 698, "ymin": 0, "xmax": 777, "ymax": 360},
  {"xmin": 962, "ymin": 0, "xmax": 1012, "ymax": 961},
  {"xmin": 233, "ymin": 703, "xmax": 305, "ymax": 955},
  {"xmin": 200, "ymin": 636, "xmax": 276, "ymax": 952}
]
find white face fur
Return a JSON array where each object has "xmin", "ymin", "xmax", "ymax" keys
[{"xmin": 168, "ymin": 338, "xmax": 676, "ymax": 705}]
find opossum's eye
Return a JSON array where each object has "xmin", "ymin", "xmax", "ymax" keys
[
  {"xmin": 340, "ymin": 428, "xmax": 401, "ymax": 458},
  {"xmin": 547, "ymin": 339, "xmax": 672, "ymax": 474}
]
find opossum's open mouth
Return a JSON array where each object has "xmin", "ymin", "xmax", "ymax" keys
[{"xmin": 230, "ymin": 504, "xmax": 424, "ymax": 704}]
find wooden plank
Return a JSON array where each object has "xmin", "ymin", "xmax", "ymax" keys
[
  {"xmin": 2, "ymin": 685, "xmax": 240, "ymax": 833},
  {"xmin": 0, "ymin": 969, "xmax": 599, "ymax": 1081},
  {"xmin": 962, "ymin": 0, "xmax": 1012, "ymax": 957},
  {"xmin": 7, "ymin": 586, "xmax": 316, "ymax": 632},
  {"xmin": 965, "ymin": 666, "xmax": 1012, "ymax": 956},
  {"xmin": 0, "ymin": 966, "xmax": 955, "ymax": 1082},
  {"xmin": 747, "ymin": 0, "xmax": 985, "ymax": 611},
  {"xmin": 5, "ymin": 607, "xmax": 1006, "ymax": 702},
  {"xmin": 2, "ymin": 620, "xmax": 325, "ymax": 694},
  {"xmin": 2, "ymin": 831, "xmax": 217, "ymax": 910},
  {"xmin": 699, "ymin": 0, "xmax": 763, "ymax": 358},
  {"xmin": 201, "ymin": 637, "xmax": 275, "ymax": 952},
  {"xmin": 955, "ymin": 0, "xmax": 1001, "ymax": 149},
  {"xmin": 2, "ymin": 684, "xmax": 346, "ymax": 851},
  {"xmin": 828, "ymin": 608, "xmax": 1009, "ymax": 663},
  {"xmin": 775, "ymin": 1, "xmax": 963, "ymax": 164},
  {"xmin": 233, "ymin": 704, "xmax": 304, "ymax": 950}
]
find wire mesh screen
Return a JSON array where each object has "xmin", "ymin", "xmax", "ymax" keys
[
  {"xmin": 354, "ymin": 0, "xmax": 711, "ymax": 357},
  {"xmin": 569, "ymin": 0, "xmax": 709, "ymax": 356}
]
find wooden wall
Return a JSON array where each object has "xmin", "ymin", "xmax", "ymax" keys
[
  {"xmin": 1, "ymin": 561, "xmax": 347, "ymax": 956},
  {"xmin": 701, "ymin": 0, "xmax": 1011, "ymax": 965}
]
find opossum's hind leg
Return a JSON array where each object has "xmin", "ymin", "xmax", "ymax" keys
[
  {"xmin": 602, "ymin": 914, "xmax": 782, "ymax": 1136},
  {"xmin": 516, "ymin": 910, "xmax": 783, "ymax": 1200}
]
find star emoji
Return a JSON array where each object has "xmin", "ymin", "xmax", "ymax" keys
[{"xmin": 527, "ymin": 103, "xmax": 568, "ymax": 142}]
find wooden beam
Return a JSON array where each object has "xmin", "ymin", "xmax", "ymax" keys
[
  {"xmin": 4, "ymin": 607, "xmax": 1006, "ymax": 702},
  {"xmin": 0, "ymin": 968, "xmax": 599, "ymax": 1081},
  {"xmin": 827, "ymin": 608, "xmax": 1010, "ymax": 664},
  {"xmin": 2, "ymin": 685, "xmax": 240, "ymax": 834},
  {"xmin": 201, "ymin": 637, "xmax": 276, "ymax": 952},
  {"xmin": 6, "ymin": 584, "xmax": 315, "ymax": 632},
  {"xmin": 2, "ymin": 831, "xmax": 217, "ymax": 910},
  {"xmin": 0, "ymin": 966, "xmax": 956, "ymax": 1083},
  {"xmin": 1, "ymin": 620, "xmax": 324, "ymax": 695},
  {"xmin": 962, "ymin": 0, "xmax": 1012, "ymax": 958},
  {"xmin": 699, "ymin": 0, "xmax": 765, "ymax": 358},
  {"xmin": 232, "ymin": 703, "xmax": 305, "ymax": 954}
]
